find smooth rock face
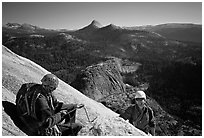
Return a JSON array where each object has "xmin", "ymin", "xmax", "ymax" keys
[
  {"xmin": 2, "ymin": 45, "xmax": 146, "ymax": 136},
  {"xmin": 70, "ymin": 58, "xmax": 141, "ymax": 113},
  {"xmin": 71, "ymin": 59, "xmax": 126, "ymax": 101}
]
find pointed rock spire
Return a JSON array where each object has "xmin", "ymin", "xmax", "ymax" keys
[
  {"xmin": 77, "ymin": 20, "xmax": 102, "ymax": 32},
  {"xmin": 90, "ymin": 20, "xmax": 102, "ymax": 28}
]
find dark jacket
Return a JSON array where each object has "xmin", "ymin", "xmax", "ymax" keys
[
  {"xmin": 120, "ymin": 104, "xmax": 156, "ymax": 134},
  {"xmin": 22, "ymin": 84, "xmax": 77, "ymax": 135}
]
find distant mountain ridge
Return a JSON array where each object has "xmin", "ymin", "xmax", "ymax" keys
[
  {"xmin": 100, "ymin": 23, "xmax": 121, "ymax": 30},
  {"xmin": 3, "ymin": 23, "xmax": 43, "ymax": 30},
  {"xmin": 77, "ymin": 20, "xmax": 121, "ymax": 34},
  {"xmin": 77, "ymin": 20, "xmax": 102, "ymax": 32},
  {"xmin": 2, "ymin": 20, "xmax": 201, "ymax": 62},
  {"xmin": 2, "ymin": 23, "xmax": 57, "ymax": 35},
  {"xmin": 124, "ymin": 23, "xmax": 202, "ymax": 43},
  {"xmin": 90, "ymin": 20, "xmax": 102, "ymax": 28},
  {"xmin": 3, "ymin": 21, "xmax": 201, "ymax": 42}
]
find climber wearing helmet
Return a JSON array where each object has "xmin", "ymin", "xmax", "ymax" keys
[
  {"xmin": 41, "ymin": 73, "xmax": 59, "ymax": 92},
  {"xmin": 16, "ymin": 73, "xmax": 84, "ymax": 136},
  {"xmin": 119, "ymin": 90, "xmax": 156, "ymax": 136}
]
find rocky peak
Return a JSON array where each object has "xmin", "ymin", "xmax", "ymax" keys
[
  {"xmin": 90, "ymin": 20, "xmax": 102, "ymax": 28},
  {"xmin": 77, "ymin": 20, "xmax": 102, "ymax": 32},
  {"xmin": 21, "ymin": 23, "xmax": 37, "ymax": 30},
  {"xmin": 4, "ymin": 23, "xmax": 21, "ymax": 29},
  {"xmin": 3, "ymin": 23, "xmax": 42, "ymax": 31},
  {"xmin": 102, "ymin": 24, "xmax": 121, "ymax": 30}
]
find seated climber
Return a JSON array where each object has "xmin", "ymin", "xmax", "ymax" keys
[
  {"xmin": 119, "ymin": 90, "xmax": 156, "ymax": 135},
  {"xmin": 15, "ymin": 73, "xmax": 84, "ymax": 136}
]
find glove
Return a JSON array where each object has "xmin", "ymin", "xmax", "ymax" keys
[
  {"xmin": 60, "ymin": 110, "xmax": 68, "ymax": 118},
  {"xmin": 76, "ymin": 103, "xmax": 84, "ymax": 109}
]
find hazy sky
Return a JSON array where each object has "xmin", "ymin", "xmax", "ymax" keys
[{"xmin": 2, "ymin": 2, "xmax": 202, "ymax": 30}]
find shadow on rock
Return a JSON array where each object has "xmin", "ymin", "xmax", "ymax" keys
[{"xmin": 2, "ymin": 101, "xmax": 30, "ymax": 135}]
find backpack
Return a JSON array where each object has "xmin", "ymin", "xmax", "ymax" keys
[
  {"xmin": 16, "ymin": 83, "xmax": 41, "ymax": 119},
  {"xmin": 16, "ymin": 83, "xmax": 61, "ymax": 136}
]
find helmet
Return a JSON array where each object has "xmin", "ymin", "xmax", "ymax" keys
[
  {"xmin": 135, "ymin": 90, "xmax": 146, "ymax": 100},
  {"xmin": 41, "ymin": 74, "xmax": 59, "ymax": 89}
]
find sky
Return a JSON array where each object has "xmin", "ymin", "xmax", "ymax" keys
[{"xmin": 2, "ymin": 1, "xmax": 202, "ymax": 30}]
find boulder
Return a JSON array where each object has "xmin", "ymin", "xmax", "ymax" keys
[
  {"xmin": 71, "ymin": 58, "xmax": 126, "ymax": 101},
  {"xmin": 71, "ymin": 58, "xmax": 143, "ymax": 112}
]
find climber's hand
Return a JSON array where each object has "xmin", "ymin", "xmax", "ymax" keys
[
  {"xmin": 77, "ymin": 103, "xmax": 84, "ymax": 109},
  {"xmin": 60, "ymin": 110, "xmax": 68, "ymax": 116}
]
